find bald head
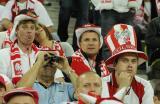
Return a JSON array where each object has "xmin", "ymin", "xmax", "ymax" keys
[{"xmin": 76, "ymin": 71, "xmax": 102, "ymax": 96}]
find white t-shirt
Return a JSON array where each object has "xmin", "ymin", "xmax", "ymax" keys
[{"xmin": 1, "ymin": 0, "xmax": 53, "ymax": 27}]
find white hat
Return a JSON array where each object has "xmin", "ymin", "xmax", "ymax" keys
[
  {"xmin": 104, "ymin": 24, "xmax": 148, "ymax": 66},
  {"xmin": 10, "ymin": 12, "xmax": 38, "ymax": 41},
  {"xmin": 76, "ymin": 24, "xmax": 103, "ymax": 48}
]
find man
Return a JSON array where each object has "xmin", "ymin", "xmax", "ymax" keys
[
  {"xmin": 68, "ymin": 24, "xmax": 109, "ymax": 77},
  {"xmin": 0, "ymin": 0, "xmax": 54, "ymax": 33},
  {"xmin": 0, "ymin": 10, "xmax": 39, "ymax": 85},
  {"xmin": 102, "ymin": 24, "xmax": 154, "ymax": 104},
  {"xmin": 16, "ymin": 50, "xmax": 77, "ymax": 104},
  {"xmin": 3, "ymin": 87, "xmax": 39, "ymax": 104}
]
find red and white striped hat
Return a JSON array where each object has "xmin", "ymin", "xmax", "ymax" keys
[{"xmin": 104, "ymin": 24, "xmax": 148, "ymax": 66}]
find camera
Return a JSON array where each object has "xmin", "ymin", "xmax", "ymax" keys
[{"xmin": 44, "ymin": 54, "xmax": 61, "ymax": 63}]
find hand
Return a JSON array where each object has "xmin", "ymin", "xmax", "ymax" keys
[
  {"xmin": 54, "ymin": 57, "xmax": 72, "ymax": 74},
  {"xmin": 116, "ymin": 71, "xmax": 132, "ymax": 88},
  {"xmin": 36, "ymin": 51, "xmax": 55, "ymax": 67}
]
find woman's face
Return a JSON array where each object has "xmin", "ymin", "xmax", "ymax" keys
[{"xmin": 35, "ymin": 24, "xmax": 47, "ymax": 43}]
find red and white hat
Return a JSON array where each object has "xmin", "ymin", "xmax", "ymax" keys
[
  {"xmin": 10, "ymin": 11, "xmax": 38, "ymax": 41},
  {"xmin": 104, "ymin": 24, "xmax": 148, "ymax": 66},
  {"xmin": 4, "ymin": 87, "xmax": 39, "ymax": 104},
  {"xmin": 76, "ymin": 24, "xmax": 103, "ymax": 48}
]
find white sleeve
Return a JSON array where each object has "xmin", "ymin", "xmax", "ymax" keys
[
  {"xmin": 34, "ymin": 1, "xmax": 53, "ymax": 27},
  {"xmin": 1, "ymin": 1, "xmax": 14, "ymax": 20},
  {"xmin": 0, "ymin": 48, "xmax": 11, "ymax": 79},
  {"xmin": 142, "ymin": 81, "xmax": 154, "ymax": 104}
]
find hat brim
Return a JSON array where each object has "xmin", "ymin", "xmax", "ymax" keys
[
  {"xmin": 4, "ymin": 88, "xmax": 38, "ymax": 104},
  {"xmin": 10, "ymin": 14, "xmax": 37, "ymax": 42},
  {"xmin": 76, "ymin": 27, "xmax": 103, "ymax": 48},
  {"xmin": 105, "ymin": 49, "xmax": 148, "ymax": 66}
]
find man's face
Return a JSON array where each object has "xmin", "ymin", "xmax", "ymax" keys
[
  {"xmin": 39, "ymin": 65, "xmax": 57, "ymax": 80},
  {"xmin": 114, "ymin": 53, "xmax": 138, "ymax": 77},
  {"xmin": 8, "ymin": 95, "xmax": 35, "ymax": 104},
  {"xmin": 79, "ymin": 31, "xmax": 101, "ymax": 56},
  {"xmin": 16, "ymin": 21, "xmax": 36, "ymax": 46},
  {"xmin": 77, "ymin": 74, "xmax": 102, "ymax": 98}
]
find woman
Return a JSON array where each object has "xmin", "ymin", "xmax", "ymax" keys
[{"xmin": 35, "ymin": 23, "xmax": 74, "ymax": 82}]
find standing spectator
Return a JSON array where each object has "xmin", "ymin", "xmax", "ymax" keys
[
  {"xmin": 3, "ymin": 87, "xmax": 39, "ymax": 104},
  {"xmin": 102, "ymin": 24, "xmax": 154, "ymax": 104},
  {"xmin": 0, "ymin": 0, "xmax": 54, "ymax": 33},
  {"xmin": 91, "ymin": 0, "xmax": 142, "ymax": 59},
  {"xmin": 57, "ymin": 0, "xmax": 89, "ymax": 51},
  {"xmin": 68, "ymin": 24, "xmax": 110, "ymax": 77}
]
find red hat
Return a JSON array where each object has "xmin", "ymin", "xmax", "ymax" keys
[
  {"xmin": 0, "ymin": 75, "xmax": 6, "ymax": 88},
  {"xmin": 4, "ymin": 87, "xmax": 39, "ymax": 104},
  {"xmin": 104, "ymin": 24, "xmax": 148, "ymax": 66},
  {"xmin": 76, "ymin": 24, "xmax": 103, "ymax": 48}
]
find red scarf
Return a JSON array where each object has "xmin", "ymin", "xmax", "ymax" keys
[
  {"xmin": 10, "ymin": 41, "xmax": 38, "ymax": 85},
  {"xmin": 11, "ymin": 0, "xmax": 35, "ymax": 22}
]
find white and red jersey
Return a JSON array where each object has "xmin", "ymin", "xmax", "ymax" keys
[
  {"xmin": 101, "ymin": 72, "xmax": 154, "ymax": 104},
  {"xmin": 70, "ymin": 49, "xmax": 110, "ymax": 77},
  {"xmin": 1, "ymin": 0, "xmax": 53, "ymax": 27},
  {"xmin": 91, "ymin": 0, "xmax": 142, "ymax": 13}
]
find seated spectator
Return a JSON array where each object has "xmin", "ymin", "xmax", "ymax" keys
[
  {"xmin": 35, "ymin": 23, "xmax": 74, "ymax": 57},
  {"xmin": 3, "ymin": 87, "xmax": 39, "ymax": 104},
  {"xmin": 16, "ymin": 50, "xmax": 77, "ymax": 104},
  {"xmin": 62, "ymin": 71, "xmax": 126, "ymax": 104},
  {"xmin": 0, "ymin": 0, "xmax": 54, "ymax": 33},
  {"xmin": 102, "ymin": 24, "xmax": 154, "ymax": 104},
  {"xmin": 0, "ymin": 9, "xmax": 39, "ymax": 85},
  {"xmin": 68, "ymin": 24, "xmax": 110, "ymax": 77},
  {"xmin": 154, "ymin": 82, "xmax": 160, "ymax": 104}
]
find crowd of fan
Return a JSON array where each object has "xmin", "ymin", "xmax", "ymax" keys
[{"xmin": 0, "ymin": 0, "xmax": 160, "ymax": 104}]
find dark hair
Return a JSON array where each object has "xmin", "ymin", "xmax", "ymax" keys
[
  {"xmin": 79, "ymin": 30, "xmax": 100, "ymax": 43},
  {"xmin": 154, "ymin": 83, "xmax": 160, "ymax": 100},
  {"xmin": 39, "ymin": 24, "xmax": 53, "ymax": 40},
  {"xmin": 18, "ymin": 9, "xmax": 37, "ymax": 16}
]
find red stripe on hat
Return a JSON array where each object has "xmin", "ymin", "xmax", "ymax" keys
[{"xmin": 110, "ymin": 28, "xmax": 120, "ymax": 48}]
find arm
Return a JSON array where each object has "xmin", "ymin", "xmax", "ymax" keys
[
  {"xmin": 55, "ymin": 57, "xmax": 78, "ymax": 89},
  {"xmin": 16, "ymin": 51, "xmax": 47, "ymax": 87}
]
